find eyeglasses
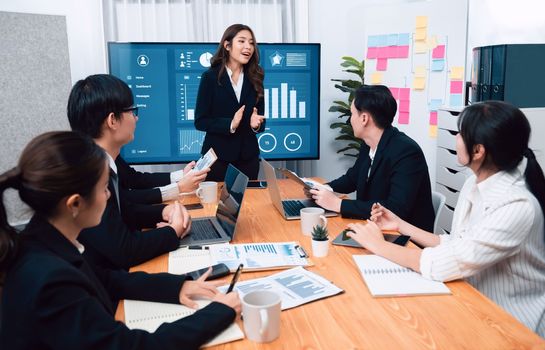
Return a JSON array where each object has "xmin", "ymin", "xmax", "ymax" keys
[{"xmin": 122, "ymin": 106, "xmax": 139, "ymax": 117}]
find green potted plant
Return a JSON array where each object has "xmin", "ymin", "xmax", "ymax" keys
[
  {"xmin": 311, "ymin": 224, "xmax": 329, "ymax": 257},
  {"xmin": 329, "ymin": 56, "xmax": 365, "ymax": 157}
]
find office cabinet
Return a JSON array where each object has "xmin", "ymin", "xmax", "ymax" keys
[{"xmin": 435, "ymin": 108, "xmax": 470, "ymax": 234}]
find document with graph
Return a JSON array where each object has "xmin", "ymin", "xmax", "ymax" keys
[
  {"xmin": 353, "ymin": 255, "xmax": 451, "ymax": 297},
  {"xmin": 222, "ymin": 266, "xmax": 343, "ymax": 310},
  {"xmin": 208, "ymin": 242, "xmax": 311, "ymax": 272}
]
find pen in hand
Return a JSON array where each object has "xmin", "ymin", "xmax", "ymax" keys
[{"xmin": 226, "ymin": 263, "xmax": 243, "ymax": 293}]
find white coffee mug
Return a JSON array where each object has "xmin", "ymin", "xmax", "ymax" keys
[
  {"xmin": 242, "ymin": 290, "xmax": 281, "ymax": 343},
  {"xmin": 196, "ymin": 181, "xmax": 218, "ymax": 204},
  {"xmin": 300, "ymin": 207, "xmax": 328, "ymax": 236}
]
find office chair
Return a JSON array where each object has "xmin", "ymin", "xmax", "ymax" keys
[{"xmin": 432, "ymin": 191, "xmax": 446, "ymax": 234}]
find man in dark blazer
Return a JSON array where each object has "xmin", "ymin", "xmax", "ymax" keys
[
  {"xmin": 67, "ymin": 74, "xmax": 192, "ymax": 270},
  {"xmin": 195, "ymin": 64, "xmax": 265, "ymax": 181},
  {"xmin": 310, "ymin": 85, "xmax": 435, "ymax": 232}
]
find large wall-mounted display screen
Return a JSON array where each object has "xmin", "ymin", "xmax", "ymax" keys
[{"xmin": 108, "ymin": 42, "xmax": 321, "ymax": 164}]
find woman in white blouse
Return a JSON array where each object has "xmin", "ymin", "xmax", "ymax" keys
[{"xmin": 347, "ymin": 101, "xmax": 545, "ymax": 337}]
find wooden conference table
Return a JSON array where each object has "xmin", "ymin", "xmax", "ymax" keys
[{"xmin": 115, "ymin": 179, "xmax": 545, "ymax": 349}]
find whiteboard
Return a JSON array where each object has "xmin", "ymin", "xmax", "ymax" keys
[{"xmin": 362, "ymin": 0, "xmax": 469, "ymax": 186}]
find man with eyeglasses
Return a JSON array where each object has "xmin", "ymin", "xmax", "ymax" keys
[{"xmin": 66, "ymin": 74, "xmax": 203, "ymax": 272}]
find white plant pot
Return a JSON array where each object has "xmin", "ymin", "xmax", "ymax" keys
[{"xmin": 311, "ymin": 239, "xmax": 329, "ymax": 257}]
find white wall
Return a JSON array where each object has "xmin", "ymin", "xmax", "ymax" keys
[
  {"xmin": 0, "ymin": 0, "xmax": 107, "ymax": 83},
  {"xmin": 308, "ymin": 0, "xmax": 367, "ymax": 181}
]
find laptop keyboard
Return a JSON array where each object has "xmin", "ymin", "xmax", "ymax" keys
[
  {"xmin": 282, "ymin": 200, "xmax": 308, "ymax": 217},
  {"xmin": 190, "ymin": 219, "xmax": 222, "ymax": 240}
]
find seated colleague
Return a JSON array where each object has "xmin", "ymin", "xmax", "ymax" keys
[
  {"xmin": 0, "ymin": 131, "xmax": 240, "ymax": 350},
  {"xmin": 309, "ymin": 85, "xmax": 434, "ymax": 231},
  {"xmin": 117, "ymin": 156, "xmax": 208, "ymax": 205},
  {"xmin": 68, "ymin": 74, "xmax": 191, "ymax": 270},
  {"xmin": 348, "ymin": 101, "xmax": 545, "ymax": 337}
]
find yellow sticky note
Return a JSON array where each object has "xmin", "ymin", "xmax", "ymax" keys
[
  {"xmin": 413, "ymin": 76, "xmax": 426, "ymax": 90},
  {"xmin": 371, "ymin": 72, "xmax": 383, "ymax": 84},
  {"xmin": 414, "ymin": 41, "xmax": 427, "ymax": 54},
  {"xmin": 450, "ymin": 66, "xmax": 464, "ymax": 80},
  {"xmin": 415, "ymin": 66, "xmax": 426, "ymax": 77},
  {"xmin": 415, "ymin": 27, "xmax": 427, "ymax": 41},
  {"xmin": 429, "ymin": 125, "xmax": 437, "ymax": 138},
  {"xmin": 427, "ymin": 35, "xmax": 438, "ymax": 49},
  {"xmin": 416, "ymin": 16, "xmax": 428, "ymax": 28}
]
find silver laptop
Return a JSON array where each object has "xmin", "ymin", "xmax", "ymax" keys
[
  {"xmin": 262, "ymin": 158, "xmax": 337, "ymax": 220},
  {"xmin": 179, "ymin": 164, "xmax": 249, "ymax": 246}
]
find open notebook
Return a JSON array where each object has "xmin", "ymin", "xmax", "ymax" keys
[
  {"xmin": 353, "ymin": 255, "xmax": 451, "ymax": 297},
  {"xmin": 124, "ymin": 299, "xmax": 243, "ymax": 347}
]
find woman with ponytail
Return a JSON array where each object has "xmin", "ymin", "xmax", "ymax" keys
[
  {"xmin": 0, "ymin": 131, "xmax": 240, "ymax": 350},
  {"xmin": 347, "ymin": 101, "xmax": 545, "ymax": 336}
]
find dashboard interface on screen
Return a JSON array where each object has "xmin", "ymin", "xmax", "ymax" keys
[{"xmin": 108, "ymin": 42, "xmax": 320, "ymax": 164}]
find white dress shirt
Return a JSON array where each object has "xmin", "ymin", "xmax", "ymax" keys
[{"xmin": 420, "ymin": 159, "xmax": 545, "ymax": 336}]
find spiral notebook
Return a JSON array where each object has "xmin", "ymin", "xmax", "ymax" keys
[
  {"xmin": 124, "ymin": 299, "xmax": 244, "ymax": 347},
  {"xmin": 353, "ymin": 255, "xmax": 451, "ymax": 297}
]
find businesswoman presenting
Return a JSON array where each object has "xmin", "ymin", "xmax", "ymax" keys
[{"xmin": 195, "ymin": 24, "xmax": 265, "ymax": 181}]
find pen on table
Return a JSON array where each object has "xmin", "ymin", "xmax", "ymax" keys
[{"xmin": 226, "ymin": 263, "xmax": 243, "ymax": 293}]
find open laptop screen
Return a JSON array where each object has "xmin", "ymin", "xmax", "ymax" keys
[{"xmin": 216, "ymin": 164, "xmax": 249, "ymax": 238}]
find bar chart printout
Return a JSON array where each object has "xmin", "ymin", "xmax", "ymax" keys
[{"xmin": 220, "ymin": 266, "xmax": 343, "ymax": 310}]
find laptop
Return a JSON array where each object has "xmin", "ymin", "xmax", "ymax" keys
[
  {"xmin": 332, "ymin": 230, "xmax": 410, "ymax": 247},
  {"xmin": 179, "ymin": 164, "xmax": 249, "ymax": 246},
  {"xmin": 261, "ymin": 158, "xmax": 337, "ymax": 220}
]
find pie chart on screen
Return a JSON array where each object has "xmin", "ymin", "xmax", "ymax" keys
[{"xmin": 199, "ymin": 52, "xmax": 213, "ymax": 67}]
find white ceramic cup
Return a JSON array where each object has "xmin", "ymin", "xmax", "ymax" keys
[
  {"xmin": 242, "ymin": 290, "xmax": 281, "ymax": 343},
  {"xmin": 300, "ymin": 207, "xmax": 328, "ymax": 236},
  {"xmin": 196, "ymin": 181, "xmax": 218, "ymax": 204}
]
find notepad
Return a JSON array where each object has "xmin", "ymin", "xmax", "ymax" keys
[
  {"xmin": 353, "ymin": 255, "xmax": 451, "ymax": 297},
  {"xmin": 168, "ymin": 246, "xmax": 217, "ymax": 275},
  {"xmin": 124, "ymin": 299, "xmax": 244, "ymax": 347}
]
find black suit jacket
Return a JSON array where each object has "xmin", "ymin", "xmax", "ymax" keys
[
  {"xmin": 328, "ymin": 126, "xmax": 435, "ymax": 232},
  {"xmin": 195, "ymin": 65, "xmax": 265, "ymax": 162},
  {"xmin": 116, "ymin": 156, "xmax": 170, "ymax": 205},
  {"xmin": 78, "ymin": 173, "xmax": 179, "ymax": 271},
  {"xmin": 0, "ymin": 215, "xmax": 236, "ymax": 350}
]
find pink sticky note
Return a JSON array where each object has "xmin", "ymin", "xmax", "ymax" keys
[
  {"xmin": 399, "ymin": 99, "xmax": 410, "ymax": 113},
  {"xmin": 397, "ymin": 45, "xmax": 409, "ymax": 58},
  {"xmin": 377, "ymin": 47, "xmax": 388, "ymax": 59},
  {"xmin": 366, "ymin": 47, "xmax": 378, "ymax": 59},
  {"xmin": 432, "ymin": 45, "xmax": 445, "ymax": 59},
  {"xmin": 399, "ymin": 88, "xmax": 410, "ymax": 100},
  {"xmin": 450, "ymin": 80, "xmax": 463, "ymax": 94},
  {"xmin": 376, "ymin": 58, "xmax": 388, "ymax": 71},
  {"xmin": 389, "ymin": 87, "xmax": 400, "ymax": 99},
  {"xmin": 386, "ymin": 46, "xmax": 397, "ymax": 58},
  {"xmin": 398, "ymin": 112, "xmax": 410, "ymax": 124},
  {"xmin": 430, "ymin": 111, "xmax": 438, "ymax": 125}
]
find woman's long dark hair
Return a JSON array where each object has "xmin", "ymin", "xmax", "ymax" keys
[
  {"xmin": 0, "ymin": 131, "xmax": 106, "ymax": 283},
  {"xmin": 211, "ymin": 24, "xmax": 264, "ymax": 102},
  {"xmin": 457, "ymin": 101, "xmax": 545, "ymax": 234}
]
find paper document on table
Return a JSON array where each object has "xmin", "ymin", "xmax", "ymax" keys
[
  {"xmin": 190, "ymin": 148, "xmax": 217, "ymax": 173},
  {"xmin": 353, "ymin": 255, "xmax": 451, "ymax": 297},
  {"xmin": 124, "ymin": 299, "xmax": 243, "ymax": 347},
  {"xmin": 168, "ymin": 246, "xmax": 215, "ymax": 275},
  {"xmin": 208, "ymin": 242, "xmax": 311, "ymax": 271},
  {"xmin": 221, "ymin": 266, "xmax": 343, "ymax": 310}
]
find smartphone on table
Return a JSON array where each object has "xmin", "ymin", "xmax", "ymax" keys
[{"xmin": 186, "ymin": 263, "xmax": 230, "ymax": 280}]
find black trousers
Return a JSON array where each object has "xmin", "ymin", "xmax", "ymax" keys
[{"xmin": 207, "ymin": 157, "xmax": 259, "ymax": 181}]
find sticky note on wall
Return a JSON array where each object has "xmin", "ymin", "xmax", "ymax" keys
[
  {"xmin": 371, "ymin": 72, "xmax": 383, "ymax": 84},
  {"xmin": 449, "ymin": 67, "xmax": 464, "ymax": 80},
  {"xmin": 416, "ymin": 16, "xmax": 428, "ymax": 28}
]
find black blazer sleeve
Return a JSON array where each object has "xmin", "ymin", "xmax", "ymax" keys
[
  {"xmin": 194, "ymin": 69, "xmax": 233, "ymax": 135},
  {"xmin": 116, "ymin": 156, "xmax": 171, "ymax": 189},
  {"xmin": 33, "ymin": 266, "xmax": 235, "ymax": 350},
  {"xmin": 328, "ymin": 149, "xmax": 369, "ymax": 195},
  {"xmin": 79, "ymin": 182, "xmax": 179, "ymax": 271},
  {"xmin": 121, "ymin": 187, "xmax": 163, "ymax": 205}
]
